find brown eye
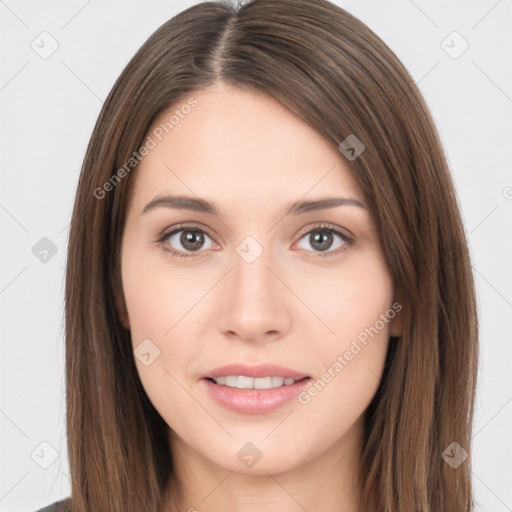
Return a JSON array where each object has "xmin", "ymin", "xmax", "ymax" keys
[
  {"xmin": 296, "ymin": 225, "xmax": 353, "ymax": 255},
  {"xmin": 308, "ymin": 231, "xmax": 335, "ymax": 251},
  {"xmin": 161, "ymin": 228, "xmax": 215, "ymax": 256}
]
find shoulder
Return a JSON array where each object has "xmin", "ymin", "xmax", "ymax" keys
[{"xmin": 35, "ymin": 497, "xmax": 71, "ymax": 512}]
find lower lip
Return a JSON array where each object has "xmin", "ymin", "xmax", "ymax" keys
[{"xmin": 201, "ymin": 377, "xmax": 311, "ymax": 414}]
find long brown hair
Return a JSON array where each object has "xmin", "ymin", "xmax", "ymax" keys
[{"xmin": 64, "ymin": 0, "xmax": 479, "ymax": 510}]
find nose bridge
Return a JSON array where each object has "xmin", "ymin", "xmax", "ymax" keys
[
  {"xmin": 232, "ymin": 233, "xmax": 280, "ymax": 309},
  {"xmin": 216, "ymin": 234, "xmax": 291, "ymax": 340},
  {"xmin": 234, "ymin": 237, "xmax": 275, "ymax": 301}
]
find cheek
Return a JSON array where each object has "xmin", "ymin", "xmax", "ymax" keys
[
  {"xmin": 297, "ymin": 253, "xmax": 393, "ymax": 390},
  {"xmin": 121, "ymin": 253, "xmax": 200, "ymax": 425},
  {"xmin": 298, "ymin": 252, "xmax": 394, "ymax": 344},
  {"xmin": 121, "ymin": 247, "xmax": 210, "ymax": 366},
  {"xmin": 122, "ymin": 248, "xmax": 187, "ymax": 339},
  {"xmin": 293, "ymin": 254, "xmax": 394, "ymax": 427}
]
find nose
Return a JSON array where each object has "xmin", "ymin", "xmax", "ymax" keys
[{"xmin": 216, "ymin": 240, "xmax": 292, "ymax": 343}]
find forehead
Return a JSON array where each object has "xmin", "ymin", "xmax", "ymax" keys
[{"xmin": 129, "ymin": 84, "xmax": 364, "ymax": 213}]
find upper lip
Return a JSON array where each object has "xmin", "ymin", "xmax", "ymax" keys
[{"xmin": 202, "ymin": 364, "xmax": 310, "ymax": 380}]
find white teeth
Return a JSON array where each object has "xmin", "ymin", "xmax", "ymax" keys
[
  {"xmin": 272, "ymin": 376, "xmax": 285, "ymax": 387},
  {"xmin": 237, "ymin": 376, "xmax": 254, "ymax": 389},
  {"xmin": 254, "ymin": 377, "xmax": 272, "ymax": 389},
  {"xmin": 211, "ymin": 375, "xmax": 299, "ymax": 389},
  {"xmin": 225, "ymin": 376, "xmax": 238, "ymax": 387}
]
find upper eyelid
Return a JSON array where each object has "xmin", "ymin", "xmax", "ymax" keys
[{"xmin": 159, "ymin": 223, "xmax": 216, "ymax": 243}]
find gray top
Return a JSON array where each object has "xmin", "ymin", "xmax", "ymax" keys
[{"xmin": 36, "ymin": 498, "xmax": 70, "ymax": 512}]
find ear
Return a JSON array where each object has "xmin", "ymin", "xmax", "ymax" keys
[
  {"xmin": 113, "ymin": 284, "xmax": 130, "ymax": 330},
  {"xmin": 116, "ymin": 297, "xmax": 131, "ymax": 330},
  {"xmin": 112, "ymin": 257, "xmax": 130, "ymax": 330},
  {"xmin": 388, "ymin": 293, "xmax": 404, "ymax": 338}
]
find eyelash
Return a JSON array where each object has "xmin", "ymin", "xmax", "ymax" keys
[{"xmin": 155, "ymin": 222, "xmax": 355, "ymax": 260}]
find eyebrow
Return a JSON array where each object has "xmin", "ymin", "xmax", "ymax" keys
[{"xmin": 141, "ymin": 194, "xmax": 366, "ymax": 217}]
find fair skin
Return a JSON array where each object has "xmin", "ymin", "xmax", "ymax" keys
[{"xmin": 119, "ymin": 82, "xmax": 402, "ymax": 512}]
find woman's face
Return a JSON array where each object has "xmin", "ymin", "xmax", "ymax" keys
[{"xmin": 120, "ymin": 83, "xmax": 401, "ymax": 477}]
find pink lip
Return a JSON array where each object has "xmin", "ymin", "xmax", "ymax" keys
[
  {"xmin": 200, "ymin": 364, "xmax": 311, "ymax": 415},
  {"xmin": 201, "ymin": 363, "xmax": 309, "ymax": 380},
  {"xmin": 201, "ymin": 377, "xmax": 311, "ymax": 415}
]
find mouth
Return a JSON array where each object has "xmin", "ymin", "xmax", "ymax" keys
[
  {"xmin": 201, "ymin": 374, "xmax": 312, "ymax": 415},
  {"xmin": 204, "ymin": 375, "xmax": 310, "ymax": 389}
]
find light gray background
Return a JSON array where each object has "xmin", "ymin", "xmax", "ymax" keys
[{"xmin": 1, "ymin": 0, "xmax": 511, "ymax": 511}]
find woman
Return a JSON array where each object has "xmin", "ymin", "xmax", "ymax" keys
[{"xmin": 38, "ymin": 0, "xmax": 478, "ymax": 510}]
